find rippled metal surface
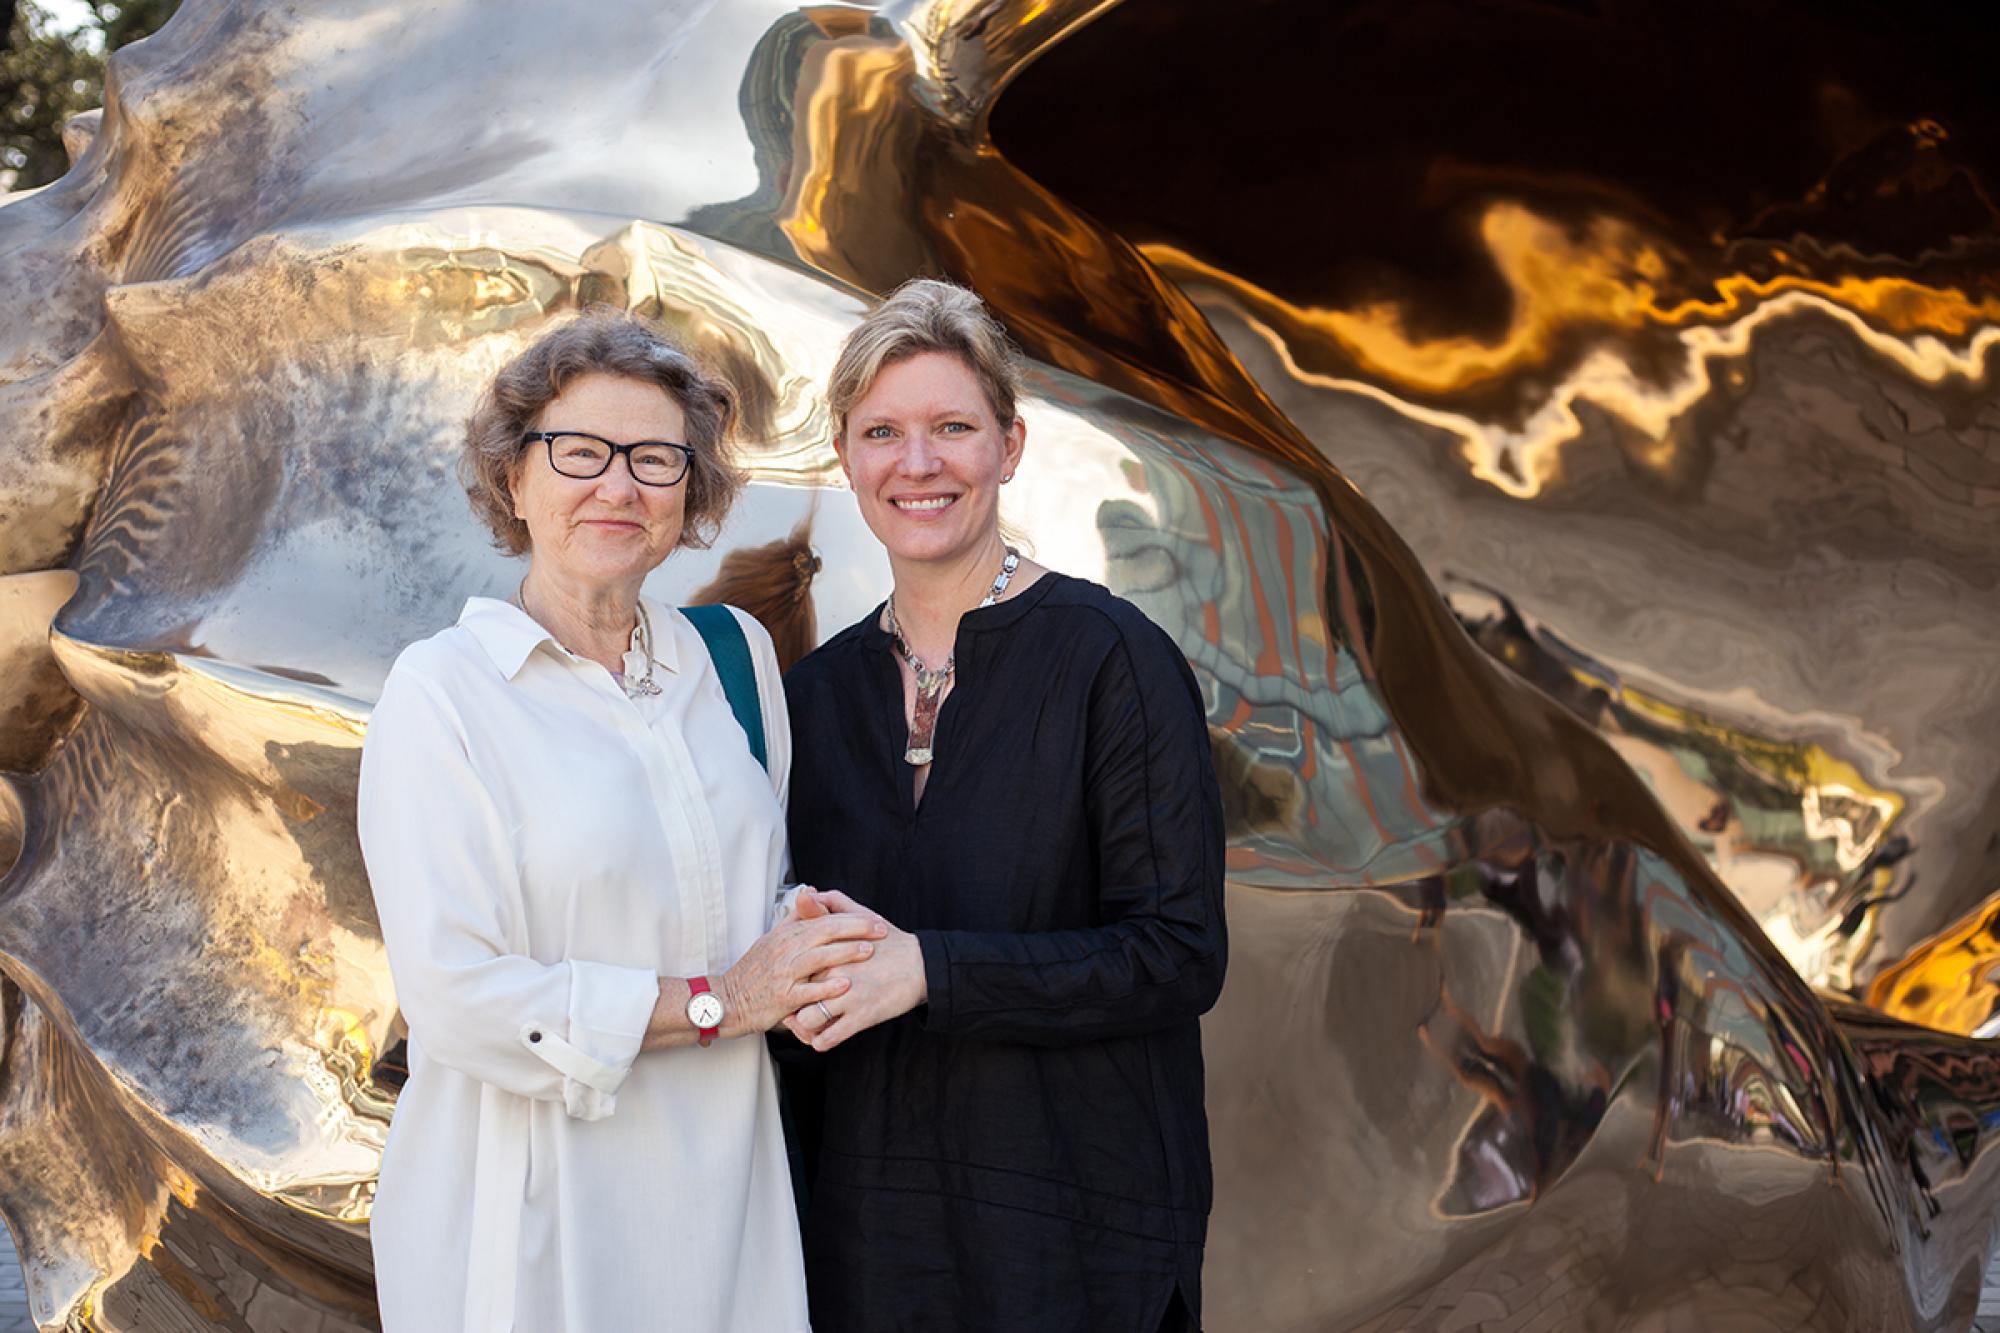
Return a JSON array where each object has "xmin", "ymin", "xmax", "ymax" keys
[
  {"xmin": 1, "ymin": 1, "xmax": 1996, "ymax": 1329},
  {"xmin": 985, "ymin": 4, "xmax": 2000, "ymax": 1003}
]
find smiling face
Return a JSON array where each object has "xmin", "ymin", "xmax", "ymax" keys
[
  {"xmin": 838, "ymin": 350, "xmax": 1026, "ymax": 569},
  {"xmin": 510, "ymin": 372, "xmax": 689, "ymax": 593}
]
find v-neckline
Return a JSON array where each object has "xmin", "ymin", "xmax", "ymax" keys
[
  {"xmin": 891, "ymin": 660, "xmax": 951, "ymax": 819},
  {"xmin": 868, "ymin": 572, "xmax": 1067, "ymax": 823}
]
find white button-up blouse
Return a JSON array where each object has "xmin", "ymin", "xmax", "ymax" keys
[{"xmin": 357, "ymin": 595, "xmax": 807, "ymax": 1332}]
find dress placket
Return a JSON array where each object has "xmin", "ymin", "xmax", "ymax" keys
[
  {"xmin": 628, "ymin": 687, "xmax": 730, "ymax": 976},
  {"xmin": 554, "ymin": 638, "xmax": 729, "ymax": 977},
  {"xmin": 530, "ymin": 628, "xmax": 732, "ymax": 980}
]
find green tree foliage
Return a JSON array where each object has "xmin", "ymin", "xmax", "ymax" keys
[{"xmin": 2, "ymin": 0, "xmax": 180, "ymax": 191}]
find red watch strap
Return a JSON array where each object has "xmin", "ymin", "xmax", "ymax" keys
[{"xmin": 689, "ymin": 975, "xmax": 719, "ymax": 1047}]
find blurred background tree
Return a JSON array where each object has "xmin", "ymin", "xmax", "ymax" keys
[{"xmin": 2, "ymin": 0, "xmax": 179, "ymax": 191}]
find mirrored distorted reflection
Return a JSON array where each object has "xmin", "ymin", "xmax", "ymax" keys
[
  {"xmin": 992, "ymin": 2, "xmax": 2000, "ymax": 1012},
  {"xmin": 0, "ymin": 1, "xmax": 1996, "ymax": 1329}
]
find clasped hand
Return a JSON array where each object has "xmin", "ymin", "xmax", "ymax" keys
[
  {"xmin": 715, "ymin": 894, "xmax": 886, "ymax": 1038},
  {"xmin": 779, "ymin": 888, "xmax": 925, "ymax": 1052}
]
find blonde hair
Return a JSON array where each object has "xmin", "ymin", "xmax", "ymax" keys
[
  {"xmin": 461, "ymin": 307, "xmax": 743, "ymax": 555},
  {"xmin": 827, "ymin": 279, "xmax": 1022, "ymax": 441}
]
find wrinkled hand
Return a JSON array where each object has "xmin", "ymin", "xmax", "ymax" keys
[
  {"xmin": 719, "ymin": 889, "xmax": 886, "ymax": 1036},
  {"xmin": 784, "ymin": 900, "xmax": 926, "ymax": 1052}
]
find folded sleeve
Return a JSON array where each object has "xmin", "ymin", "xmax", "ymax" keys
[
  {"xmin": 916, "ymin": 620, "xmax": 1227, "ymax": 1045},
  {"xmin": 358, "ymin": 655, "xmax": 660, "ymax": 1119}
]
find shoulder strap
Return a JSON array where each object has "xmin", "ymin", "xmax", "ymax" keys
[{"xmin": 679, "ymin": 604, "xmax": 768, "ymax": 772}]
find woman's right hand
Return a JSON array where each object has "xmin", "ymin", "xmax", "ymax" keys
[
  {"xmin": 718, "ymin": 890, "xmax": 887, "ymax": 1036},
  {"xmin": 795, "ymin": 887, "xmax": 886, "ymax": 926}
]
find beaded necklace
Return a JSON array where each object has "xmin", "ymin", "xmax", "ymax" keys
[{"xmin": 885, "ymin": 547, "xmax": 1018, "ymax": 765}]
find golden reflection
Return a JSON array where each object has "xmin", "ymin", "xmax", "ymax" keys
[
  {"xmin": 1148, "ymin": 203, "xmax": 2000, "ymax": 392},
  {"xmin": 1868, "ymin": 894, "xmax": 2000, "ymax": 1036},
  {"xmin": 1149, "ymin": 203, "xmax": 2000, "ymax": 498},
  {"xmin": 779, "ymin": 43, "xmax": 912, "ymax": 252}
]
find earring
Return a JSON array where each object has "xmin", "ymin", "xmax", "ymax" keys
[{"xmin": 1002, "ymin": 472, "xmax": 1013, "ymax": 483}]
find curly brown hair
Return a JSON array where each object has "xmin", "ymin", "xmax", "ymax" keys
[{"xmin": 461, "ymin": 307, "xmax": 743, "ymax": 555}]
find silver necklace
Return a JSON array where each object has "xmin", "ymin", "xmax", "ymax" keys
[
  {"xmin": 886, "ymin": 547, "xmax": 1018, "ymax": 766},
  {"xmin": 626, "ymin": 603, "xmax": 663, "ymax": 697},
  {"xmin": 510, "ymin": 581, "xmax": 661, "ymax": 699}
]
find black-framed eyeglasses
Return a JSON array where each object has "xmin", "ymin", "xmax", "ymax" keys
[{"xmin": 523, "ymin": 431, "xmax": 695, "ymax": 487}]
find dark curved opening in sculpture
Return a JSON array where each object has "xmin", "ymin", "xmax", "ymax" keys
[{"xmin": 992, "ymin": 0, "xmax": 2000, "ymax": 329}]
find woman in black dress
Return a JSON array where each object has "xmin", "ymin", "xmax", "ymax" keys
[{"xmin": 782, "ymin": 279, "xmax": 1227, "ymax": 1332}]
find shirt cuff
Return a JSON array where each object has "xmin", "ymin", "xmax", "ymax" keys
[
  {"xmin": 519, "ymin": 961, "xmax": 658, "ymax": 1120},
  {"xmin": 770, "ymin": 883, "xmax": 804, "ymax": 930},
  {"xmin": 916, "ymin": 931, "xmax": 953, "ymax": 1034}
]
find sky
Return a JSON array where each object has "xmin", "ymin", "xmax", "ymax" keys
[{"xmin": 36, "ymin": 0, "xmax": 107, "ymax": 49}]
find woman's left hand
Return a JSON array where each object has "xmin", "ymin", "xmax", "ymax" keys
[{"xmin": 784, "ymin": 917, "xmax": 927, "ymax": 1052}]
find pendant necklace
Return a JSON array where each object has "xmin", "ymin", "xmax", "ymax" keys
[
  {"xmin": 624, "ymin": 603, "xmax": 663, "ymax": 697},
  {"xmin": 886, "ymin": 547, "xmax": 1018, "ymax": 766},
  {"xmin": 511, "ymin": 581, "xmax": 661, "ymax": 699}
]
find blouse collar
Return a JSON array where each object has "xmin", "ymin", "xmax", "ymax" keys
[{"xmin": 459, "ymin": 594, "xmax": 680, "ymax": 680}]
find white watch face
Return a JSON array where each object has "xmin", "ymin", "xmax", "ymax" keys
[{"xmin": 687, "ymin": 992, "xmax": 724, "ymax": 1029}]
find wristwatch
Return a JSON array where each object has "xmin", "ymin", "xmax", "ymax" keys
[{"xmin": 685, "ymin": 976, "xmax": 724, "ymax": 1047}]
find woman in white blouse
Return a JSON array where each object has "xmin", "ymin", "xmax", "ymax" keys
[{"xmin": 357, "ymin": 309, "xmax": 882, "ymax": 1332}]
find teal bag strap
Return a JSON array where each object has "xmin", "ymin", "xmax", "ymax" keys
[
  {"xmin": 681, "ymin": 604, "xmax": 802, "ymax": 1218},
  {"xmin": 679, "ymin": 604, "xmax": 768, "ymax": 772}
]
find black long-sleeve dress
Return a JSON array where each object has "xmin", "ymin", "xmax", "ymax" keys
[{"xmin": 784, "ymin": 573, "xmax": 1227, "ymax": 1333}]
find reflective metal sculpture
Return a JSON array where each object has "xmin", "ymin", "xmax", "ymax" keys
[
  {"xmin": 986, "ymin": 4, "xmax": 2000, "ymax": 1006},
  {"xmin": 0, "ymin": 1, "xmax": 1995, "ymax": 1329}
]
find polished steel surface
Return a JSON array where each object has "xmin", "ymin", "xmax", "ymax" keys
[
  {"xmin": 982, "ymin": 3, "xmax": 2000, "ymax": 1002},
  {"xmin": 0, "ymin": 1, "xmax": 1996, "ymax": 1329}
]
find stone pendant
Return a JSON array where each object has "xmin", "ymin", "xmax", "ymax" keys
[{"xmin": 906, "ymin": 681, "xmax": 943, "ymax": 766}]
